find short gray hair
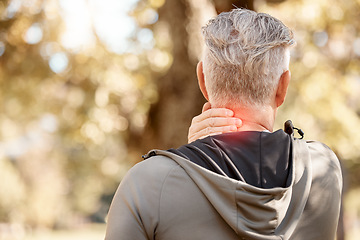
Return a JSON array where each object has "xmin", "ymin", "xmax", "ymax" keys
[{"xmin": 202, "ymin": 8, "xmax": 295, "ymax": 108}]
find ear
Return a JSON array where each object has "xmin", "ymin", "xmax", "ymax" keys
[
  {"xmin": 275, "ymin": 70, "xmax": 291, "ymax": 107},
  {"xmin": 197, "ymin": 61, "xmax": 209, "ymax": 101}
]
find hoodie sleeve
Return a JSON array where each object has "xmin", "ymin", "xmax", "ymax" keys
[{"xmin": 104, "ymin": 156, "xmax": 178, "ymax": 240}]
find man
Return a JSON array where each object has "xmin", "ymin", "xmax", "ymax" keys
[{"xmin": 105, "ymin": 9, "xmax": 342, "ymax": 240}]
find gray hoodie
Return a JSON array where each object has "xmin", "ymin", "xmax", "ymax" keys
[{"xmin": 105, "ymin": 130, "xmax": 342, "ymax": 240}]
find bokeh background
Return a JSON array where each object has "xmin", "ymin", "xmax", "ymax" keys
[{"xmin": 0, "ymin": 0, "xmax": 359, "ymax": 239}]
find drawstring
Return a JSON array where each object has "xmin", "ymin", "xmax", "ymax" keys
[
  {"xmin": 142, "ymin": 150, "xmax": 157, "ymax": 160},
  {"xmin": 284, "ymin": 120, "xmax": 304, "ymax": 139}
]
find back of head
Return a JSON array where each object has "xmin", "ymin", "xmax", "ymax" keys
[{"xmin": 202, "ymin": 9, "xmax": 295, "ymax": 109}]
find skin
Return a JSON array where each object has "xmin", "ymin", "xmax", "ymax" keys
[
  {"xmin": 187, "ymin": 61, "xmax": 290, "ymax": 143},
  {"xmin": 187, "ymin": 102, "xmax": 242, "ymax": 143}
]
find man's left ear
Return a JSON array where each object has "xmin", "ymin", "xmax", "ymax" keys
[
  {"xmin": 197, "ymin": 61, "xmax": 209, "ymax": 101},
  {"xmin": 275, "ymin": 70, "xmax": 291, "ymax": 107}
]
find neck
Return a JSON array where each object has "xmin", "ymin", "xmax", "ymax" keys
[{"xmin": 226, "ymin": 105, "xmax": 276, "ymax": 132}]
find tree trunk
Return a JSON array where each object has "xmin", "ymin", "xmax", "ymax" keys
[{"xmin": 134, "ymin": 0, "xmax": 200, "ymax": 152}]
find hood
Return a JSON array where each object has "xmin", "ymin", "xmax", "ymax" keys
[
  {"xmin": 169, "ymin": 130, "xmax": 292, "ymax": 189},
  {"xmin": 143, "ymin": 130, "xmax": 312, "ymax": 239}
]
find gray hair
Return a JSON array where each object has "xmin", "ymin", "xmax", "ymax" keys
[{"xmin": 202, "ymin": 8, "xmax": 295, "ymax": 108}]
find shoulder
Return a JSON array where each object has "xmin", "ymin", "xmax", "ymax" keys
[
  {"xmin": 115, "ymin": 155, "xmax": 184, "ymax": 212},
  {"xmin": 121, "ymin": 155, "xmax": 182, "ymax": 189},
  {"xmin": 129, "ymin": 155, "xmax": 180, "ymax": 176},
  {"xmin": 305, "ymin": 140, "xmax": 342, "ymax": 187},
  {"xmin": 290, "ymin": 141, "xmax": 343, "ymax": 239},
  {"xmin": 305, "ymin": 141, "xmax": 340, "ymax": 167},
  {"xmin": 106, "ymin": 155, "xmax": 182, "ymax": 239}
]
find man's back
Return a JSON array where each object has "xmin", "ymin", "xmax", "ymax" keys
[{"xmin": 105, "ymin": 130, "xmax": 342, "ymax": 239}]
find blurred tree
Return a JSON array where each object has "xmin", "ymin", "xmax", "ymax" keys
[
  {"xmin": 0, "ymin": 0, "xmax": 358, "ymax": 238},
  {"xmin": 0, "ymin": 0, "xmax": 156, "ymax": 230}
]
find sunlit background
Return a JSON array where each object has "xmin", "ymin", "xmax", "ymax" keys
[{"xmin": 0, "ymin": 0, "xmax": 359, "ymax": 239}]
